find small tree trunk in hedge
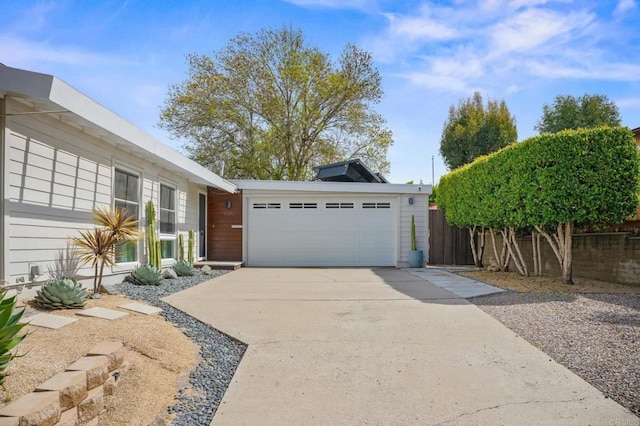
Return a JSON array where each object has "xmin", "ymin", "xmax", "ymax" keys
[
  {"xmin": 562, "ymin": 222, "xmax": 574, "ymax": 284},
  {"xmin": 510, "ymin": 228, "xmax": 528, "ymax": 277},
  {"xmin": 477, "ymin": 227, "xmax": 485, "ymax": 267},
  {"xmin": 469, "ymin": 226, "xmax": 482, "ymax": 268},
  {"xmin": 532, "ymin": 231, "xmax": 539, "ymax": 276}
]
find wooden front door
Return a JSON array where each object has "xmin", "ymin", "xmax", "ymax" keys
[{"xmin": 207, "ymin": 189, "xmax": 242, "ymax": 261}]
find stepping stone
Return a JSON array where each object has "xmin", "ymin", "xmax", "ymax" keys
[
  {"xmin": 18, "ymin": 313, "xmax": 78, "ymax": 330},
  {"xmin": 118, "ymin": 303, "xmax": 162, "ymax": 315},
  {"xmin": 76, "ymin": 307, "xmax": 128, "ymax": 320}
]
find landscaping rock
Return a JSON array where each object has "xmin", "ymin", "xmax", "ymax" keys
[
  {"xmin": 87, "ymin": 341, "xmax": 125, "ymax": 371},
  {"xmin": 57, "ymin": 408, "xmax": 78, "ymax": 426},
  {"xmin": 66, "ymin": 356, "xmax": 109, "ymax": 390},
  {"xmin": 35, "ymin": 370, "xmax": 87, "ymax": 411},
  {"xmin": 115, "ymin": 270, "xmax": 246, "ymax": 426},
  {"xmin": 162, "ymin": 268, "xmax": 178, "ymax": 279},
  {"xmin": 77, "ymin": 386, "xmax": 104, "ymax": 424},
  {"xmin": 0, "ymin": 391, "xmax": 60, "ymax": 426},
  {"xmin": 103, "ymin": 375, "xmax": 117, "ymax": 396}
]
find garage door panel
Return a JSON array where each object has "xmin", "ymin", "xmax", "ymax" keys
[{"xmin": 247, "ymin": 197, "xmax": 396, "ymax": 267}]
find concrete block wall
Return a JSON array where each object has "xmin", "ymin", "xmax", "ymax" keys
[
  {"xmin": 0, "ymin": 341, "xmax": 128, "ymax": 425},
  {"xmin": 482, "ymin": 232, "xmax": 640, "ymax": 285}
]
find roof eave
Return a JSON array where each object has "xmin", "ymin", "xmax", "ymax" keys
[{"xmin": 0, "ymin": 66, "xmax": 236, "ymax": 193}]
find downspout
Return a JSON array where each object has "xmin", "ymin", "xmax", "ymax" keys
[{"xmin": 0, "ymin": 95, "xmax": 6, "ymax": 285}]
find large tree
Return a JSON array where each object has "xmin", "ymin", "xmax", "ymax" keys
[
  {"xmin": 439, "ymin": 92, "xmax": 517, "ymax": 171},
  {"xmin": 535, "ymin": 93, "xmax": 621, "ymax": 134},
  {"xmin": 159, "ymin": 27, "xmax": 392, "ymax": 180}
]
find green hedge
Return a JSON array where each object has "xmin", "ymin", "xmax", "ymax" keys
[{"xmin": 438, "ymin": 127, "xmax": 640, "ymax": 231}]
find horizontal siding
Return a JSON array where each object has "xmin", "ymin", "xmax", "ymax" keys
[
  {"xmin": 5, "ymin": 98, "xmax": 207, "ymax": 283},
  {"xmin": 398, "ymin": 194, "xmax": 429, "ymax": 265}
]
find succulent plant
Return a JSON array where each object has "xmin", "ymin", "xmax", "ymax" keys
[
  {"xmin": 35, "ymin": 277, "xmax": 88, "ymax": 309},
  {"xmin": 173, "ymin": 260, "xmax": 195, "ymax": 277},
  {"xmin": 0, "ymin": 290, "xmax": 28, "ymax": 387},
  {"xmin": 128, "ymin": 264, "xmax": 163, "ymax": 286}
]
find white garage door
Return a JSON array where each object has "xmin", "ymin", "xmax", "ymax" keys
[{"xmin": 247, "ymin": 197, "xmax": 396, "ymax": 267}]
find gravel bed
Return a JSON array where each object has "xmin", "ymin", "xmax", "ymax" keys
[
  {"xmin": 114, "ymin": 270, "xmax": 247, "ymax": 426},
  {"xmin": 470, "ymin": 291, "xmax": 640, "ymax": 417}
]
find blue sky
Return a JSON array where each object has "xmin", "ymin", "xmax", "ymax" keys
[{"xmin": 3, "ymin": 0, "xmax": 640, "ymax": 184}]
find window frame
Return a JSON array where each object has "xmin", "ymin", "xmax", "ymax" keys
[
  {"xmin": 113, "ymin": 167, "xmax": 141, "ymax": 264},
  {"xmin": 158, "ymin": 182, "xmax": 177, "ymax": 260}
]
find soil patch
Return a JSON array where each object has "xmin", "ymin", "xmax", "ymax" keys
[
  {"xmin": 6, "ymin": 294, "xmax": 198, "ymax": 425},
  {"xmin": 461, "ymin": 270, "xmax": 640, "ymax": 294}
]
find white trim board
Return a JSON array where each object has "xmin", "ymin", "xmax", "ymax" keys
[{"xmin": 0, "ymin": 66, "xmax": 235, "ymax": 193}]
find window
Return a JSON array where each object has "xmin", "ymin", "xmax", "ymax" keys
[
  {"xmin": 159, "ymin": 184, "xmax": 176, "ymax": 259},
  {"xmin": 114, "ymin": 169, "xmax": 139, "ymax": 263},
  {"xmin": 326, "ymin": 202, "xmax": 354, "ymax": 209},
  {"xmin": 363, "ymin": 202, "xmax": 391, "ymax": 209},
  {"xmin": 289, "ymin": 202, "xmax": 317, "ymax": 209},
  {"xmin": 252, "ymin": 203, "xmax": 281, "ymax": 209}
]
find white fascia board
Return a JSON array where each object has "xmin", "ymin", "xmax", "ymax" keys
[
  {"xmin": 232, "ymin": 179, "xmax": 432, "ymax": 195},
  {"xmin": 0, "ymin": 66, "xmax": 236, "ymax": 193}
]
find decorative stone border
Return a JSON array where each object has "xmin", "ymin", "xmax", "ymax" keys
[{"xmin": 0, "ymin": 341, "xmax": 128, "ymax": 426}]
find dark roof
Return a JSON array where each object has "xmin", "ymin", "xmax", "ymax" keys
[{"xmin": 313, "ymin": 159, "xmax": 388, "ymax": 183}]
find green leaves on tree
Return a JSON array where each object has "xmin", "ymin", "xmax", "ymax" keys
[
  {"xmin": 439, "ymin": 92, "xmax": 517, "ymax": 171},
  {"xmin": 159, "ymin": 27, "xmax": 393, "ymax": 180},
  {"xmin": 535, "ymin": 94, "xmax": 621, "ymax": 134}
]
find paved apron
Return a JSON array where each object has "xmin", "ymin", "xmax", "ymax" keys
[{"xmin": 163, "ymin": 268, "xmax": 638, "ymax": 426}]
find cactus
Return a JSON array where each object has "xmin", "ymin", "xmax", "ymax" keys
[
  {"xmin": 0, "ymin": 290, "xmax": 28, "ymax": 387},
  {"xmin": 173, "ymin": 260, "xmax": 195, "ymax": 277},
  {"xmin": 411, "ymin": 214, "xmax": 417, "ymax": 251},
  {"xmin": 127, "ymin": 264, "xmax": 163, "ymax": 285},
  {"xmin": 146, "ymin": 201, "xmax": 160, "ymax": 269},
  {"xmin": 187, "ymin": 230, "xmax": 195, "ymax": 264},
  {"xmin": 178, "ymin": 234, "xmax": 185, "ymax": 261},
  {"xmin": 35, "ymin": 277, "xmax": 88, "ymax": 309}
]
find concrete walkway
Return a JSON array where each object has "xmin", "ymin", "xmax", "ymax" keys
[
  {"xmin": 163, "ymin": 268, "xmax": 638, "ymax": 425},
  {"xmin": 408, "ymin": 267, "xmax": 505, "ymax": 298}
]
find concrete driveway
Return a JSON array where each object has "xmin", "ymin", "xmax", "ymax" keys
[{"xmin": 164, "ymin": 268, "xmax": 637, "ymax": 425}]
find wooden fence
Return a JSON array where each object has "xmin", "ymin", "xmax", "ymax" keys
[{"xmin": 428, "ymin": 208, "xmax": 474, "ymax": 265}]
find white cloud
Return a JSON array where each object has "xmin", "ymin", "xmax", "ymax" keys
[
  {"xmin": 614, "ymin": 0, "xmax": 636, "ymax": 16},
  {"xmin": 616, "ymin": 97, "xmax": 640, "ymax": 108},
  {"xmin": 527, "ymin": 59, "xmax": 640, "ymax": 81},
  {"xmin": 0, "ymin": 35, "xmax": 129, "ymax": 69},
  {"xmin": 384, "ymin": 6, "xmax": 459, "ymax": 42},
  {"xmin": 489, "ymin": 8, "xmax": 595, "ymax": 55},
  {"xmin": 283, "ymin": 0, "xmax": 378, "ymax": 11}
]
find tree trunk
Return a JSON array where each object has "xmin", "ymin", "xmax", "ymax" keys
[
  {"xmin": 468, "ymin": 226, "xmax": 482, "ymax": 268},
  {"xmin": 477, "ymin": 227, "xmax": 485, "ymax": 267},
  {"xmin": 532, "ymin": 231, "xmax": 539, "ymax": 276},
  {"xmin": 510, "ymin": 228, "xmax": 529, "ymax": 276},
  {"xmin": 535, "ymin": 223, "xmax": 574, "ymax": 284},
  {"xmin": 500, "ymin": 228, "xmax": 527, "ymax": 276},
  {"xmin": 536, "ymin": 231, "xmax": 542, "ymax": 277},
  {"xmin": 561, "ymin": 222, "xmax": 574, "ymax": 284}
]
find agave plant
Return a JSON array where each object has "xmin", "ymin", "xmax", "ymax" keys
[
  {"xmin": 173, "ymin": 260, "xmax": 195, "ymax": 277},
  {"xmin": 0, "ymin": 290, "xmax": 28, "ymax": 388},
  {"xmin": 128, "ymin": 264, "xmax": 163, "ymax": 286},
  {"xmin": 35, "ymin": 277, "xmax": 88, "ymax": 309}
]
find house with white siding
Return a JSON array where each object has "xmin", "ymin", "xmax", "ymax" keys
[{"xmin": 0, "ymin": 65, "xmax": 429, "ymax": 291}]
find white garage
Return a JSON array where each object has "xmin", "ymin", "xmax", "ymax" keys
[{"xmin": 234, "ymin": 180, "xmax": 430, "ymax": 268}]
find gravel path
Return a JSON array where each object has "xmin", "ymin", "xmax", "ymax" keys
[
  {"xmin": 471, "ymin": 291, "xmax": 640, "ymax": 417},
  {"xmin": 114, "ymin": 270, "xmax": 247, "ymax": 426}
]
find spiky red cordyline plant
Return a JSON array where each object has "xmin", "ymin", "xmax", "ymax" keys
[
  {"xmin": 72, "ymin": 206, "xmax": 141, "ymax": 295},
  {"xmin": 93, "ymin": 206, "xmax": 143, "ymax": 241},
  {"xmin": 72, "ymin": 228, "xmax": 118, "ymax": 295}
]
